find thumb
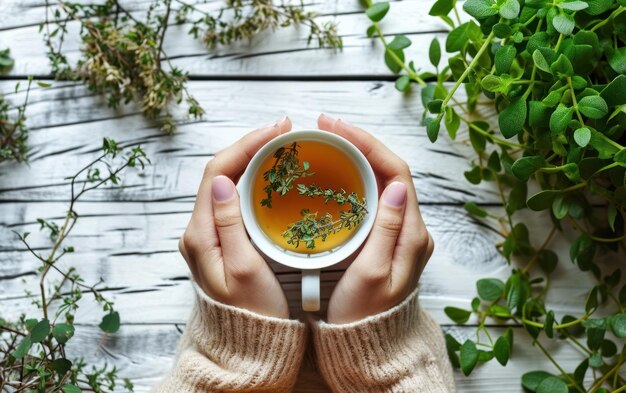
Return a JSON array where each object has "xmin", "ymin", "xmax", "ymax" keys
[
  {"xmin": 211, "ymin": 175, "xmax": 256, "ymax": 261},
  {"xmin": 361, "ymin": 181, "xmax": 408, "ymax": 260}
]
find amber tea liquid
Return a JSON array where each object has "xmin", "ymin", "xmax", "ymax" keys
[{"xmin": 253, "ymin": 140, "xmax": 365, "ymax": 254}]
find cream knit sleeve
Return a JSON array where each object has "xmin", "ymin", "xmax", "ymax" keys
[
  {"xmin": 152, "ymin": 283, "xmax": 307, "ymax": 393},
  {"xmin": 312, "ymin": 288, "xmax": 456, "ymax": 393}
]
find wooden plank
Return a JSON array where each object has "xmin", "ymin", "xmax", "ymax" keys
[
  {"xmin": 46, "ymin": 323, "xmax": 594, "ymax": 392},
  {"xmin": 0, "ymin": 79, "xmax": 500, "ymax": 204},
  {"xmin": 0, "ymin": 0, "xmax": 462, "ymax": 77},
  {"xmin": 0, "ymin": 201, "xmax": 595, "ymax": 324}
]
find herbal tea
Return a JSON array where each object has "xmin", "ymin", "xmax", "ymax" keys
[{"xmin": 253, "ymin": 141, "xmax": 367, "ymax": 254}]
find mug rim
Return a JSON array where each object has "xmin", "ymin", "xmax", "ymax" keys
[{"xmin": 237, "ymin": 129, "xmax": 378, "ymax": 270}]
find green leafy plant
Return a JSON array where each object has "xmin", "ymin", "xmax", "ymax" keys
[
  {"xmin": 42, "ymin": 0, "xmax": 342, "ymax": 132},
  {"xmin": 261, "ymin": 143, "xmax": 368, "ymax": 249},
  {"xmin": 365, "ymin": 0, "xmax": 626, "ymax": 390},
  {"xmin": 0, "ymin": 138, "xmax": 149, "ymax": 392}
]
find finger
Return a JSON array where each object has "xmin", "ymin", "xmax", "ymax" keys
[
  {"xmin": 318, "ymin": 114, "xmax": 429, "ymax": 269},
  {"xmin": 354, "ymin": 181, "xmax": 408, "ymax": 277},
  {"xmin": 187, "ymin": 116, "xmax": 292, "ymax": 245},
  {"xmin": 317, "ymin": 114, "xmax": 409, "ymax": 182},
  {"xmin": 211, "ymin": 175, "xmax": 260, "ymax": 267}
]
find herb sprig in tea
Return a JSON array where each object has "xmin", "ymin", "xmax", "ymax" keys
[{"xmin": 261, "ymin": 143, "xmax": 368, "ymax": 249}]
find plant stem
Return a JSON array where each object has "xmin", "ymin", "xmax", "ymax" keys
[
  {"xmin": 522, "ymin": 225, "xmax": 557, "ymax": 274},
  {"xmin": 441, "ymin": 31, "xmax": 496, "ymax": 113}
]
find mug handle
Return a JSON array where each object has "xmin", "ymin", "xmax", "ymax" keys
[{"xmin": 302, "ymin": 269, "xmax": 320, "ymax": 311}]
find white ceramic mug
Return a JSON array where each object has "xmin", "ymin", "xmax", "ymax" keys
[{"xmin": 237, "ymin": 129, "xmax": 378, "ymax": 311}]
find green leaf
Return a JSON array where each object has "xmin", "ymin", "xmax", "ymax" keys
[
  {"xmin": 463, "ymin": 0, "xmax": 498, "ymax": 19},
  {"xmin": 388, "ymin": 35, "xmax": 412, "ymax": 50},
  {"xmin": 532, "ymin": 50, "xmax": 552, "ymax": 73},
  {"xmin": 539, "ymin": 250, "xmax": 559, "ymax": 274},
  {"xmin": 506, "ymin": 273, "xmax": 523, "ymax": 310},
  {"xmin": 446, "ymin": 22, "xmax": 471, "ymax": 52},
  {"xmin": 536, "ymin": 376, "xmax": 568, "ymax": 393},
  {"xmin": 574, "ymin": 127, "xmax": 591, "ymax": 147},
  {"xmin": 51, "ymin": 358, "xmax": 72, "ymax": 375},
  {"xmin": 428, "ymin": 99, "xmax": 444, "ymax": 114},
  {"xmin": 495, "ymin": 45, "xmax": 516, "ymax": 74},
  {"xmin": 552, "ymin": 12, "xmax": 575, "ymax": 35},
  {"xmin": 445, "ymin": 106, "xmax": 461, "ymax": 139},
  {"xmin": 429, "ymin": 38, "xmax": 441, "ymax": 68},
  {"xmin": 430, "ymin": 0, "xmax": 455, "ymax": 16},
  {"xmin": 499, "ymin": 0, "xmax": 520, "ymax": 19},
  {"xmin": 36, "ymin": 81, "xmax": 52, "ymax": 88},
  {"xmin": 527, "ymin": 190, "xmax": 560, "ymax": 211},
  {"xmin": 499, "ymin": 98, "xmax": 527, "ymax": 138},
  {"xmin": 425, "ymin": 117, "xmax": 441, "ymax": 143},
  {"xmin": 551, "ymin": 54, "xmax": 574, "ymax": 77},
  {"xmin": 477, "ymin": 278, "xmax": 505, "ymax": 301},
  {"xmin": 601, "ymin": 75, "xmax": 626, "ymax": 106},
  {"xmin": 464, "ymin": 202, "xmax": 489, "ymax": 218},
  {"xmin": 493, "ymin": 23, "xmax": 512, "ymax": 38},
  {"xmin": 62, "ymin": 384, "xmax": 82, "ymax": 393},
  {"xmin": 610, "ymin": 313, "xmax": 626, "ymax": 338},
  {"xmin": 578, "ymin": 95, "xmax": 608, "ymax": 119},
  {"xmin": 522, "ymin": 371, "xmax": 553, "ymax": 391},
  {"xmin": 560, "ymin": 0, "xmax": 589, "ymax": 10},
  {"xmin": 31, "ymin": 319, "xmax": 50, "ymax": 343},
  {"xmin": 609, "ymin": 47, "xmax": 626, "ymax": 74},
  {"xmin": 512, "ymin": 156, "xmax": 545, "ymax": 181},
  {"xmin": 444, "ymin": 306, "xmax": 472, "ymax": 323},
  {"xmin": 460, "ymin": 340, "xmax": 479, "ymax": 376},
  {"xmin": 385, "ymin": 47, "xmax": 404, "ymax": 73},
  {"xmin": 549, "ymin": 104, "xmax": 573, "ymax": 135},
  {"xmin": 99, "ymin": 311, "xmax": 120, "ymax": 333},
  {"xmin": 552, "ymin": 195, "xmax": 568, "ymax": 219},
  {"xmin": 12, "ymin": 335, "xmax": 32, "ymax": 359},
  {"xmin": 493, "ymin": 336, "xmax": 509, "ymax": 366},
  {"xmin": 395, "ymin": 75, "xmax": 410, "ymax": 92},
  {"xmin": 53, "ymin": 323, "xmax": 75, "ymax": 344},
  {"xmin": 366, "ymin": 2, "xmax": 390, "ymax": 22}
]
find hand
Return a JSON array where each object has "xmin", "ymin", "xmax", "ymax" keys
[
  {"xmin": 179, "ymin": 117, "xmax": 292, "ymax": 319},
  {"xmin": 317, "ymin": 114, "xmax": 434, "ymax": 324}
]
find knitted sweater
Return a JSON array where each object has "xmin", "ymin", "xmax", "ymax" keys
[{"xmin": 152, "ymin": 284, "xmax": 455, "ymax": 392}]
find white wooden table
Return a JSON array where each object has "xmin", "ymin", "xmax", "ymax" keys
[{"xmin": 0, "ymin": 1, "xmax": 600, "ymax": 391}]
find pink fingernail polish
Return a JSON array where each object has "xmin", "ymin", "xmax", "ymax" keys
[
  {"xmin": 383, "ymin": 182, "xmax": 407, "ymax": 207},
  {"xmin": 212, "ymin": 175, "xmax": 235, "ymax": 201}
]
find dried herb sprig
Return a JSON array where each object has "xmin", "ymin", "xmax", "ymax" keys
[
  {"xmin": 261, "ymin": 142, "xmax": 314, "ymax": 208},
  {"xmin": 283, "ymin": 186, "xmax": 368, "ymax": 249},
  {"xmin": 365, "ymin": 0, "xmax": 626, "ymax": 390},
  {"xmin": 42, "ymin": 0, "xmax": 342, "ymax": 132},
  {"xmin": 261, "ymin": 143, "xmax": 367, "ymax": 249},
  {"xmin": 43, "ymin": 0, "xmax": 203, "ymax": 133},
  {"xmin": 0, "ymin": 138, "xmax": 149, "ymax": 392},
  {"xmin": 175, "ymin": 0, "xmax": 343, "ymax": 49}
]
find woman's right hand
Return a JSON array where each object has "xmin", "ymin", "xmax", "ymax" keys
[
  {"xmin": 178, "ymin": 117, "xmax": 293, "ymax": 319},
  {"xmin": 317, "ymin": 114, "xmax": 434, "ymax": 324}
]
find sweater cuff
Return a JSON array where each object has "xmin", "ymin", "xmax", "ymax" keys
[
  {"xmin": 160, "ymin": 282, "xmax": 307, "ymax": 392},
  {"xmin": 312, "ymin": 287, "xmax": 455, "ymax": 392}
]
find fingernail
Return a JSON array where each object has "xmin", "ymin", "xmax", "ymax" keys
[
  {"xmin": 277, "ymin": 115, "xmax": 288, "ymax": 125},
  {"xmin": 212, "ymin": 175, "xmax": 235, "ymax": 202},
  {"xmin": 336, "ymin": 118, "xmax": 355, "ymax": 131},
  {"xmin": 320, "ymin": 113, "xmax": 337, "ymax": 123},
  {"xmin": 383, "ymin": 181, "xmax": 407, "ymax": 208}
]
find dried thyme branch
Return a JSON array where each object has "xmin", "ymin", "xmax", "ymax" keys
[
  {"xmin": 283, "ymin": 188, "xmax": 367, "ymax": 249},
  {"xmin": 42, "ymin": 0, "xmax": 342, "ymax": 133},
  {"xmin": 261, "ymin": 142, "xmax": 314, "ymax": 208}
]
